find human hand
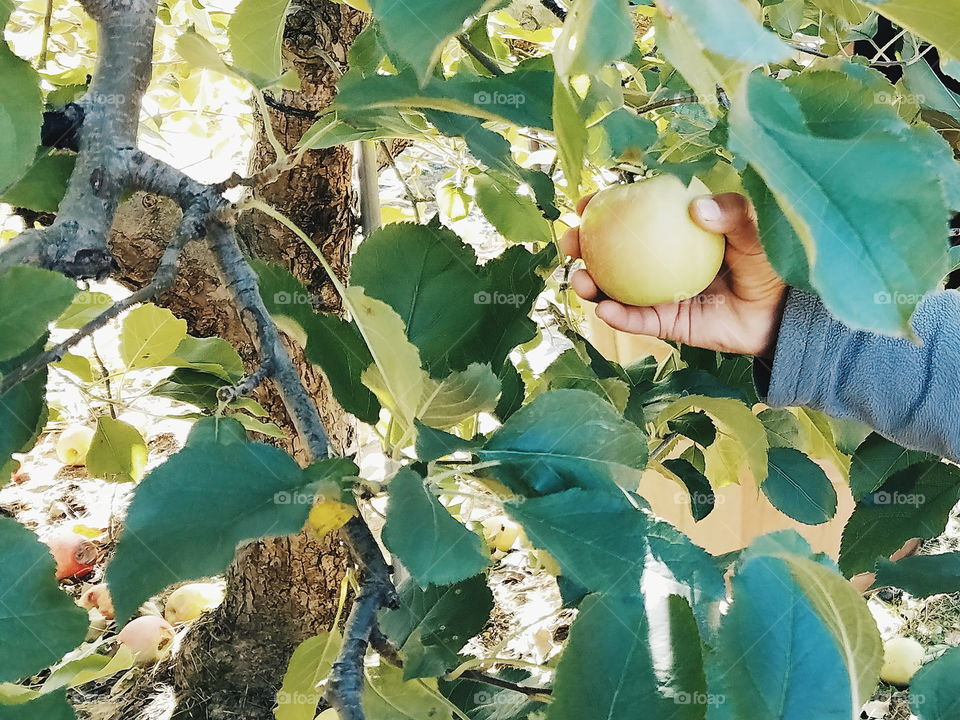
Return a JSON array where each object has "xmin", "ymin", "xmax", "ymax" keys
[{"xmin": 561, "ymin": 192, "xmax": 788, "ymax": 358}]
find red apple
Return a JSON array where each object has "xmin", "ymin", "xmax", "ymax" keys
[{"xmin": 44, "ymin": 529, "xmax": 98, "ymax": 580}]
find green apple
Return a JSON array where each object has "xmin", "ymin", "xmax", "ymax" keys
[
  {"xmin": 579, "ymin": 175, "xmax": 725, "ymax": 306},
  {"xmin": 164, "ymin": 582, "xmax": 225, "ymax": 625},
  {"xmin": 880, "ymin": 636, "xmax": 925, "ymax": 686},
  {"xmin": 56, "ymin": 425, "xmax": 96, "ymax": 466}
]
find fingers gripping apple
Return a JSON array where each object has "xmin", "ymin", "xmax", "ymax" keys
[{"xmin": 579, "ymin": 176, "xmax": 725, "ymax": 306}]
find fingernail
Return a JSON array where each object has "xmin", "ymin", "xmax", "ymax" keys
[{"xmin": 693, "ymin": 196, "xmax": 722, "ymax": 223}]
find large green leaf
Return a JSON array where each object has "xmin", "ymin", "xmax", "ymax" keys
[
  {"xmin": 253, "ymin": 261, "xmax": 380, "ymax": 424},
  {"xmin": 839, "ymin": 462, "xmax": 960, "ymax": 576},
  {"xmin": 547, "ymin": 593, "xmax": 707, "ymax": 720},
  {"xmin": 535, "ymin": 349, "xmax": 630, "ymax": 413},
  {"xmin": 0, "ymin": 690, "xmax": 76, "ymax": 719},
  {"xmin": 728, "ymin": 71, "xmax": 953, "ymax": 335},
  {"xmin": 910, "ymin": 646, "xmax": 960, "ymax": 719},
  {"xmin": 762, "ymin": 447, "xmax": 838, "ymax": 525},
  {"xmin": 874, "ymin": 553, "xmax": 960, "ymax": 598},
  {"xmin": 473, "ymin": 173, "xmax": 552, "ymax": 245},
  {"xmin": 228, "ymin": 0, "xmax": 291, "ymax": 85},
  {"xmin": 848, "ymin": 433, "xmax": 931, "ymax": 501},
  {"xmin": 351, "ymin": 222, "xmax": 487, "ymax": 376},
  {"xmin": 479, "ymin": 389, "xmax": 649, "ymax": 497},
  {"xmin": 368, "ymin": 0, "xmax": 489, "ymax": 84},
  {"xmin": 0, "ymin": 267, "xmax": 77, "ymax": 363},
  {"xmin": 552, "ymin": 77, "xmax": 586, "ymax": 194},
  {"xmin": 0, "ymin": 339, "xmax": 47, "ymax": 478},
  {"xmin": 118, "ymin": 304, "xmax": 188, "ymax": 370},
  {"xmin": 506, "ymin": 489, "xmax": 649, "ymax": 596},
  {"xmin": 657, "ymin": 0, "xmax": 790, "ymax": 63},
  {"xmin": 275, "ymin": 631, "xmax": 341, "ymax": 720},
  {"xmin": 334, "ymin": 67, "xmax": 555, "ymax": 130},
  {"xmin": 0, "ymin": 151, "xmax": 74, "ymax": 213},
  {"xmin": 863, "ymin": 0, "xmax": 960, "ymax": 60},
  {"xmin": 382, "ymin": 468, "xmax": 489, "ymax": 588},
  {"xmin": 0, "ymin": 517, "xmax": 88, "ymax": 683},
  {"xmin": 85, "ymin": 416, "xmax": 148, "ymax": 483},
  {"xmin": 0, "ymin": 31, "xmax": 42, "ymax": 195},
  {"xmin": 162, "ymin": 335, "xmax": 244, "ymax": 384},
  {"xmin": 107, "ymin": 441, "xmax": 323, "ymax": 623},
  {"xmin": 720, "ymin": 552, "xmax": 882, "ymax": 719},
  {"xmin": 361, "ymin": 661, "xmax": 449, "ymax": 719},
  {"xmin": 379, "ymin": 573, "xmax": 493, "ymax": 680},
  {"xmin": 554, "ymin": 0, "xmax": 634, "ymax": 77}
]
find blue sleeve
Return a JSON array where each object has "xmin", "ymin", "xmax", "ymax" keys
[{"xmin": 762, "ymin": 288, "xmax": 960, "ymax": 463}]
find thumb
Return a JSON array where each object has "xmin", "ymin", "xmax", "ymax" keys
[{"xmin": 689, "ymin": 193, "xmax": 760, "ymax": 254}]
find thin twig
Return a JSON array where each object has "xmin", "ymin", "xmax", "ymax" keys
[
  {"xmin": 635, "ymin": 95, "xmax": 699, "ymax": 114},
  {"xmin": 89, "ymin": 337, "xmax": 117, "ymax": 419},
  {"xmin": 379, "ymin": 140, "xmax": 423, "ymax": 223},
  {"xmin": 216, "ymin": 363, "xmax": 273, "ymax": 404},
  {"xmin": 456, "ymin": 34, "xmax": 505, "ymax": 77}
]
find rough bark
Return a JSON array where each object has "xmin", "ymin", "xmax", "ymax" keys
[{"xmin": 104, "ymin": 3, "xmax": 366, "ymax": 718}]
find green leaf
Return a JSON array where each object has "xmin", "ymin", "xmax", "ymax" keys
[
  {"xmin": 535, "ymin": 349, "xmax": 630, "ymax": 413},
  {"xmin": 441, "ymin": 670, "xmax": 545, "ymax": 720},
  {"xmin": 657, "ymin": 0, "xmax": 790, "ymax": 63},
  {"xmin": 368, "ymin": 0, "xmax": 489, "ymax": 84},
  {"xmin": 351, "ymin": 222, "xmax": 487, "ymax": 376},
  {"xmin": 228, "ymin": 0, "xmax": 292, "ymax": 85},
  {"xmin": 163, "ymin": 335, "xmax": 244, "ymax": 384},
  {"xmin": 506, "ymin": 488, "xmax": 648, "ymax": 596},
  {"xmin": 184, "ymin": 417, "xmax": 249, "ymax": 448},
  {"xmin": 720, "ymin": 552, "xmax": 882, "ymax": 719},
  {"xmin": 414, "ymin": 423, "xmax": 481, "ymax": 463},
  {"xmin": 656, "ymin": 395, "xmax": 768, "ymax": 487},
  {"xmin": 839, "ymin": 462, "xmax": 960, "ymax": 576},
  {"xmin": 479, "ymin": 389, "xmax": 649, "ymax": 497},
  {"xmin": 593, "ymin": 108, "xmax": 658, "ymax": 164},
  {"xmin": 848, "ymin": 433, "xmax": 931, "ymax": 501},
  {"xmin": 0, "ymin": 340, "xmax": 47, "ymax": 478},
  {"xmin": 0, "ymin": 266, "xmax": 77, "ymax": 362},
  {"xmin": 334, "ymin": 67, "xmax": 555, "ymax": 130},
  {"xmin": 0, "ymin": 517, "xmax": 88, "ymax": 683},
  {"xmin": 0, "ymin": 151, "xmax": 74, "ymax": 212},
  {"xmin": 554, "ymin": 0, "xmax": 634, "ymax": 78},
  {"xmin": 552, "ymin": 77, "xmax": 586, "ymax": 194},
  {"xmin": 548, "ymin": 593, "xmax": 707, "ymax": 720},
  {"xmin": 275, "ymin": 631, "xmax": 341, "ymax": 720},
  {"xmin": 118, "ymin": 304, "xmax": 188, "ymax": 370},
  {"xmin": 810, "ymin": 0, "xmax": 870, "ymax": 25},
  {"xmin": 874, "ymin": 552, "xmax": 960, "ymax": 598},
  {"xmin": 759, "ymin": 408, "xmax": 804, "ymax": 449},
  {"xmin": 473, "ymin": 173, "xmax": 552, "ymax": 245},
  {"xmin": 42, "ymin": 645, "xmax": 135, "ymax": 692},
  {"xmin": 762, "ymin": 447, "xmax": 838, "ymax": 525},
  {"xmin": 0, "ymin": 690, "xmax": 76, "ymax": 719},
  {"xmin": 85, "ymin": 416, "xmax": 148, "ymax": 483},
  {"xmin": 253, "ymin": 261, "xmax": 380, "ymax": 425},
  {"xmin": 910, "ymin": 646, "xmax": 960, "ymax": 719},
  {"xmin": 416, "ymin": 363, "xmax": 501, "ymax": 429},
  {"xmin": 361, "ymin": 661, "xmax": 449, "ymax": 719},
  {"xmin": 379, "ymin": 573, "xmax": 493, "ymax": 680},
  {"xmin": 52, "ymin": 352, "xmax": 93, "ymax": 383},
  {"xmin": 107, "ymin": 440, "xmax": 311, "ymax": 623},
  {"xmin": 662, "ymin": 458, "xmax": 715, "ymax": 521},
  {"xmin": 54, "ymin": 291, "xmax": 113, "ymax": 330},
  {"xmin": 729, "ymin": 71, "xmax": 952, "ymax": 335},
  {"xmin": 382, "ymin": 468, "xmax": 489, "ymax": 587},
  {"xmin": 0, "ymin": 37, "xmax": 42, "ymax": 195},
  {"xmin": 862, "ymin": 0, "xmax": 960, "ymax": 60}
]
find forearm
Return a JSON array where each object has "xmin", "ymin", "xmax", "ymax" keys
[{"xmin": 761, "ymin": 289, "xmax": 960, "ymax": 462}]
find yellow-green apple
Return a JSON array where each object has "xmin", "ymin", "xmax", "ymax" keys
[
  {"xmin": 481, "ymin": 517, "xmax": 524, "ymax": 553},
  {"xmin": 578, "ymin": 175, "xmax": 725, "ymax": 306},
  {"xmin": 164, "ymin": 582, "xmax": 225, "ymax": 625},
  {"xmin": 55, "ymin": 425, "xmax": 96, "ymax": 466},
  {"xmin": 880, "ymin": 637, "xmax": 925, "ymax": 686}
]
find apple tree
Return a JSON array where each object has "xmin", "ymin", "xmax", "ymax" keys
[{"xmin": 2, "ymin": 0, "xmax": 960, "ymax": 719}]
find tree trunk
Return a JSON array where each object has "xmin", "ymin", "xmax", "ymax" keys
[{"xmin": 103, "ymin": 3, "xmax": 366, "ymax": 718}]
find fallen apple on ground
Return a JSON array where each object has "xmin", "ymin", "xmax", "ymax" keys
[
  {"xmin": 578, "ymin": 175, "xmax": 725, "ymax": 307},
  {"xmin": 481, "ymin": 517, "xmax": 524, "ymax": 553},
  {"xmin": 79, "ymin": 583, "xmax": 115, "ymax": 619},
  {"xmin": 55, "ymin": 425, "xmax": 96, "ymax": 466},
  {"xmin": 879, "ymin": 636, "xmax": 925, "ymax": 686},
  {"xmin": 164, "ymin": 582, "xmax": 225, "ymax": 624},
  {"xmin": 44, "ymin": 529, "xmax": 98, "ymax": 580},
  {"xmin": 118, "ymin": 615, "xmax": 176, "ymax": 663}
]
